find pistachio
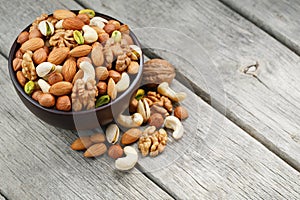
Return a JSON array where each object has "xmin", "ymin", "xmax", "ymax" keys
[
  {"xmin": 24, "ymin": 80, "xmax": 35, "ymax": 95},
  {"xmin": 95, "ymin": 95, "xmax": 110, "ymax": 108},
  {"xmin": 38, "ymin": 79, "xmax": 51, "ymax": 93},
  {"xmin": 107, "ymin": 78, "xmax": 117, "ymax": 100},
  {"xmin": 73, "ymin": 30, "xmax": 84, "ymax": 44},
  {"xmin": 79, "ymin": 9, "xmax": 95, "ymax": 18},
  {"xmin": 137, "ymin": 99, "xmax": 151, "ymax": 123},
  {"xmin": 116, "ymin": 72, "xmax": 130, "ymax": 92},
  {"xmin": 130, "ymin": 45, "xmax": 142, "ymax": 60},
  {"xmin": 36, "ymin": 62, "xmax": 56, "ymax": 78},
  {"xmin": 90, "ymin": 17, "xmax": 106, "ymax": 29},
  {"xmin": 38, "ymin": 20, "xmax": 54, "ymax": 36},
  {"xmin": 82, "ymin": 25, "xmax": 98, "ymax": 43},
  {"xmin": 135, "ymin": 89, "xmax": 145, "ymax": 100},
  {"xmin": 106, "ymin": 124, "xmax": 120, "ymax": 144},
  {"xmin": 111, "ymin": 30, "xmax": 122, "ymax": 43}
]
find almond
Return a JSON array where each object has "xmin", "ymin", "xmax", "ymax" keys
[
  {"xmin": 53, "ymin": 10, "xmax": 76, "ymax": 20},
  {"xmin": 91, "ymin": 42, "xmax": 104, "ymax": 66},
  {"xmin": 108, "ymin": 144, "xmax": 123, "ymax": 159},
  {"xmin": 13, "ymin": 58, "xmax": 22, "ymax": 71},
  {"xmin": 90, "ymin": 133, "xmax": 106, "ymax": 143},
  {"xmin": 47, "ymin": 47, "xmax": 70, "ymax": 65},
  {"xmin": 69, "ymin": 45, "xmax": 92, "ymax": 57},
  {"xmin": 84, "ymin": 143, "xmax": 107, "ymax": 158},
  {"xmin": 62, "ymin": 57, "xmax": 76, "ymax": 82},
  {"xmin": 77, "ymin": 56, "xmax": 92, "ymax": 67},
  {"xmin": 121, "ymin": 128, "xmax": 142, "ymax": 145},
  {"xmin": 33, "ymin": 48, "xmax": 47, "ymax": 65},
  {"xmin": 17, "ymin": 31, "xmax": 29, "ymax": 44},
  {"xmin": 63, "ymin": 17, "xmax": 85, "ymax": 30},
  {"xmin": 20, "ymin": 38, "xmax": 44, "ymax": 53},
  {"xmin": 71, "ymin": 136, "xmax": 93, "ymax": 150},
  {"xmin": 48, "ymin": 72, "xmax": 63, "ymax": 85},
  {"xmin": 77, "ymin": 13, "xmax": 90, "ymax": 25},
  {"xmin": 29, "ymin": 28, "xmax": 43, "ymax": 39},
  {"xmin": 49, "ymin": 81, "xmax": 73, "ymax": 96}
]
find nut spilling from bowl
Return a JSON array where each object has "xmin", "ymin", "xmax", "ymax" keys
[{"xmin": 13, "ymin": 9, "xmax": 142, "ymax": 111}]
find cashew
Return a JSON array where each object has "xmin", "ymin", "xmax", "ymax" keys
[
  {"xmin": 137, "ymin": 99, "xmax": 150, "ymax": 123},
  {"xmin": 106, "ymin": 124, "xmax": 119, "ymax": 144},
  {"xmin": 82, "ymin": 25, "xmax": 98, "ymax": 43},
  {"xmin": 38, "ymin": 79, "xmax": 51, "ymax": 93},
  {"xmin": 55, "ymin": 65, "xmax": 63, "ymax": 73},
  {"xmin": 164, "ymin": 116, "xmax": 184, "ymax": 140},
  {"xmin": 157, "ymin": 82, "xmax": 186, "ymax": 102},
  {"xmin": 90, "ymin": 17, "xmax": 106, "ymax": 29},
  {"xmin": 117, "ymin": 113, "xmax": 143, "ymax": 128},
  {"xmin": 36, "ymin": 62, "xmax": 56, "ymax": 77},
  {"xmin": 115, "ymin": 146, "xmax": 138, "ymax": 171},
  {"xmin": 116, "ymin": 72, "xmax": 130, "ymax": 92},
  {"xmin": 79, "ymin": 61, "xmax": 95, "ymax": 82}
]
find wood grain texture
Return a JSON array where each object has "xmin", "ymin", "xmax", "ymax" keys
[
  {"xmin": 0, "ymin": 54, "xmax": 172, "ymax": 199},
  {"xmin": 220, "ymin": 0, "xmax": 300, "ymax": 55},
  {"xmin": 77, "ymin": 0, "xmax": 300, "ymax": 171}
]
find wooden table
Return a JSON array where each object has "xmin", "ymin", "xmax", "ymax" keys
[{"xmin": 1, "ymin": 0, "xmax": 300, "ymax": 199}]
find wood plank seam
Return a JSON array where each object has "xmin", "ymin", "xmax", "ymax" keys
[
  {"xmin": 143, "ymin": 48, "xmax": 300, "ymax": 173},
  {"xmin": 218, "ymin": 0, "xmax": 300, "ymax": 57}
]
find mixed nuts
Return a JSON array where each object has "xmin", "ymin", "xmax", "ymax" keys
[
  {"xmin": 13, "ymin": 9, "xmax": 142, "ymax": 111},
  {"xmin": 71, "ymin": 79, "xmax": 189, "ymax": 171}
]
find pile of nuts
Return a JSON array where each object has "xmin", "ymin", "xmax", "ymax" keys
[
  {"xmin": 13, "ymin": 9, "xmax": 141, "ymax": 111},
  {"xmin": 71, "ymin": 59, "xmax": 189, "ymax": 171}
]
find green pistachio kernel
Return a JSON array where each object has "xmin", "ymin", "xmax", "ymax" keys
[
  {"xmin": 135, "ymin": 89, "xmax": 145, "ymax": 100},
  {"xmin": 73, "ymin": 30, "xmax": 84, "ymax": 45},
  {"xmin": 24, "ymin": 81, "xmax": 35, "ymax": 95},
  {"xmin": 95, "ymin": 95, "xmax": 110, "ymax": 108},
  {"xmin": 111, "ymin": 30, "xmax": 122, "ymax": 43},
  {"xmin": 46, "ymin": 21, "xmax": 52, "ymax": 36},
  {"xmin": 79, "ymin": 9, "xmax": 95, "ymax": 18}
]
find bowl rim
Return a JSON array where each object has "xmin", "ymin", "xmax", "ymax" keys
[{"xmin": 8, "ymin": 11, "xmax": 143, "ymax": 116}]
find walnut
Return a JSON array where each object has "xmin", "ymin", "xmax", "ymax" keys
[
  {"xmin": 49, "ymin": 29, "xmax": 77, "ymax": 48},
  {"xmin": 103, "ymin": 38, "xmax": 132, "ymax": 70},
  {"xmin": 144, "ymin": 91, "xmax": 173, "ymax": 113},
  {"xmin": 71, "ymin": 78, "xmax": 98, "ymax": 111},
  {"xmin": 138, "ymin": 127, "xmax": 168, "ymax": 157},
  {"xmin": 142, "ymin": 59, "xmax": 176, "ymax": 85},
  {"xmin": 21, "ymin": 51, "xmax": 37, "ymax": 81},
  {"xmin": 30, "ymin": 13, "xmax": 48, "ymax": 32}
]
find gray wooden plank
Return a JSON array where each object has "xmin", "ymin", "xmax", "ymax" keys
[
  {"xmin": 220, "ymin": 0, "xmax": 300, "ymax": 55},
  {"xmin": 77, "ymin": 0, "xmax": 300, "ymax": 171},
  {"xmin": 0, "ymin": 54, "xmax": 172, "ymax": 199}
]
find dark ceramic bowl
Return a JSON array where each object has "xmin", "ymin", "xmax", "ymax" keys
[{"xmin": 8, "ymin": 11, "xmax": 143, "ymax": 130}]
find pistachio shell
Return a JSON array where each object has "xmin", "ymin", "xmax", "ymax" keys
[
  {"xmin": 130, "ymin": 45, "xmax": 142, "ymax": 59},
  {"xmin": 106, "ymin": 124, "xmax": 120, "ymax": 144},
  {"xmin": 38, "ymin": 20, "xmax": 54, "ymax": 36},
  {"xmin": 36, "ymin": 62, "xmax": 56, "ymax": 77}
]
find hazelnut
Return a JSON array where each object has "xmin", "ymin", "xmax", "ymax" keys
[
  {"xmin": 48, "ymin": 72, "xmax": 63, "ymax": 85},
  {"xmin": 16, "ymin": 71, "xmax": 27, "ymax": 87},
  {"xmin": 29, "ymin": 28, "xmax": 43, "ymax": 39},
  {"xmin": 56, "ymin": 95, "xmax": 71, "ymax": 111},
  {"xmin": 108, "ymin": 144, "xmax": 123, "ymax": 159},
  {"xmin": 119, "ymin": 24, "xmax": 129, "ymax": 34},
  {"xmin": 98, "ymin": 32, "xmax": 109, "ymax": 43},
  {"xmin": 17, "ymin": 31, "xmax": 29, "ymax": 44},
  {"xmin": 108, "ymin": 70, "xmax": 121, "ymax": 83},
  {"xmin": 77, "ymin": 13, "xmax": 90, "ymax": 25},
  {"xmin": 32, "ymin": 90, "xmax": 43, "ymax": 101},
  {"xmin": 15, "ymin": 49, "xmax": 23, "ymax": 59},
  {"xmin": 77, "ymin": 57, "xmax": 92, "ymax": 68},
  {"xmin": 103, "ymin": 23, "xmax": 116, "ymax": 35},
  {"xmin": 108, "ymin": 20, "xmax": 120, "ymax": 30},
  {"xmin": 174, "ymin": 106, "xmax": 189, "ymax": 120},
  {"xmin": 38, "ymin": 93, "xmax": 56, "ymax": 108},
  {"xmin": 97, "ymin": 81, "xmax": 107, "ymax": 95},
  {"xmin": 129, "ymin": 98, "xmax": 138, "ymax": 113},
  {"xmin": 33, "ymin": 48, "xmax": 48, "ymax": 65},
  {"xmin": 122, "ymin": 34, "xmax": 133, "ymax": 45},
  {"xmin": 148, "ymin": 113, "xmax": 164, "ymax": 128},
  {"xmin": 13, "ymin": 58, "xmax": 22, "ymax": 71}
]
